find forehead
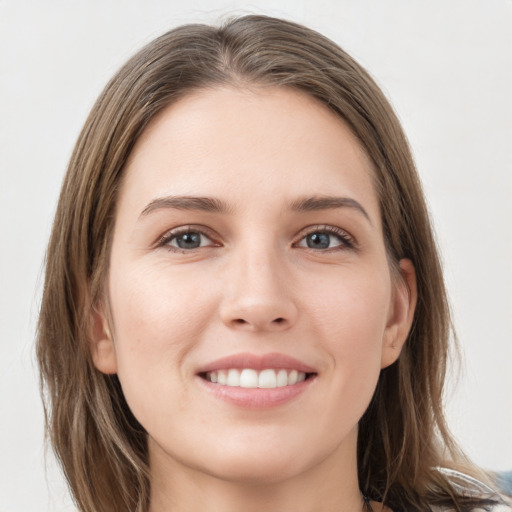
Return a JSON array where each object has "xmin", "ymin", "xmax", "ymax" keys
[{"xmin": 120, "ymin": 85, "xmax": 379, "ymax": 218}]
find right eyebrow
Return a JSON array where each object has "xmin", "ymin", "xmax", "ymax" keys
[
  {"xmin": 289, "ymin": 195, "xmax": 372, "ymax": 225},
  {"xmin": 139, "ymin": 195, "xmax": 232, "ymax": 219}
]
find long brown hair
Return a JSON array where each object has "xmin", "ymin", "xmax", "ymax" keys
[{"xmin": 37, "ymin": 15, "xmax": 497, "ymax": 512}]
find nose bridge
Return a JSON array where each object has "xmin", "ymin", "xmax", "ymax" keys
[{"xmin": 220, "ymin": 236, "xmax": 297, "ymax": 331}]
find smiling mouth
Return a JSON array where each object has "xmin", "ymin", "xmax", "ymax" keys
[{"xmin": 200, "ymin": 368, "xmax": 315, "ymax": 389}]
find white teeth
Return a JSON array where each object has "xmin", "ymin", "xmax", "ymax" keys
[
  {"xmin": 227, "ymin": 369, "xmax": 240, "ymax": 387},
  {"xmin": 276, "ymin": 369, "xmax": 288, "ymax": 387},
  {"xmin": 240, "ymin": 368, "xmax": 258, "ymax": 388},
  {"xmin": 217, "ymin": 370, "xmax": 227, "ymax": 385},
  {"xmin": 204, "ymin": 368, "xmax": 309, "ymax": 388},
  {"xmin": 258, "ymin": 369, "xmax": 277, "ymax": 388}
]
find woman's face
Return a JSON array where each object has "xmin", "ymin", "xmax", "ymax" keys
[{"xmin": 92, "ymin": 86, "xmax": 415, "ymax": 485}]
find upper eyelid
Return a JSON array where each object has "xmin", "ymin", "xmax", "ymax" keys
[
  {"xmin": 154, "ymin": 224, "xmax": 218, "ymax": 247},
  {"xmin": 293, "ymin": 224, "xmax": 355, "ymax": 242}
]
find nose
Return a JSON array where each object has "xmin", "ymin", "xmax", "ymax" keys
[{"xmin": 219, "ymin": 245, "xmax": 298, "ymax": 332}]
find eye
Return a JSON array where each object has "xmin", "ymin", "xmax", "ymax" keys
[
  {"xmin": 295, "ymin": 227, "xmax": 354, "ymax": 251},
  {"xmin": 171, "ymin": 231, "xmax": 208, "ymax": 249},
  {"xmin": 157, "ymin": 226, "xmax": 219, "ymax": 251}
]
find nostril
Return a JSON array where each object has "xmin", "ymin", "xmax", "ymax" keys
[
  {"xmin": 273, "ymin": 317, "xmax": 285, "ymax": 323},
  {"xmin": 234, "ymin": 318, "xmax": 247, "ymax": 324}
]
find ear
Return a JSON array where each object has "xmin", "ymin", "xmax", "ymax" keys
[
  {"xmin": 381, "ymin": 259, "xmax": 417, "ymax": 369},
  {"xmin": 90, "ymin": 305, "xmax": 118, "ymax": 374}
]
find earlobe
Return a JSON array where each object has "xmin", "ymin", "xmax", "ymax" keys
[
  {"xmin": 381, "ymin": 259, "xmax": 417, "ymax": 369},
  {"xmin": 90, "ymin": 305, "xmax": 118, "ymax": 374}
]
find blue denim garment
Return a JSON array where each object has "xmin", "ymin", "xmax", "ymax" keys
[{"xmin": 497, "ymin": 471, "xmax": 512, "ymax": 497}]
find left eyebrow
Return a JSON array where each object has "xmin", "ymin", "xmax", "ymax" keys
[
  {"xmin": 289, "ymin": 196, "xmax": 372, "ymax": 224},
  {"xmin": 139, "ymin": 195, "xmax": 232, "ymax": 218}
]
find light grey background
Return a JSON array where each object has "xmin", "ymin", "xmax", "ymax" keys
[{"xmin": 1, "ymin": 1, "xmax": 511, "ymax": 511}]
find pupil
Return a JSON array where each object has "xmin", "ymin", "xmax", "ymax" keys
[
  {"xmin": 177, "ymin": 232, "xmax": 201, "ymax": 249},
  {"xmin": 307, "ymin": 232, "xmax": 330, "ymax": 249}
]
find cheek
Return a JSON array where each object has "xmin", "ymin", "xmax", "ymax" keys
[
  {"xmin": 305, "ymin": 267, "xmax": 391, "ymax": 402},
  {"xmin": 307, "ymin": 265, "xmax": 391, "ymax": 348},
  {"xmin": 110, "ymin": 260, "xmax": 213, "ymax": 351},
  {"xmin": 107, "ymin": 262, "xmax": 215, "ymax": 413}
]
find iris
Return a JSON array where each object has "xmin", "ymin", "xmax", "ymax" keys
[{"xmin": 306, "ymin": 232, "xmax": 331, "ymax": 249}]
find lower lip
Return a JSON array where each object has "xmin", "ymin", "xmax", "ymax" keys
[{"xmin": 196, "ymin": 375, "xmax": 316, "ymax": 408}]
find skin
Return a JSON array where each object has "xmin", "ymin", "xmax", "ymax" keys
[{"xmin": 91, "ymin": 86, "xmax": 416, "ymax": 512}]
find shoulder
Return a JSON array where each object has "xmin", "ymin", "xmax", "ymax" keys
[{"xmin": 431, "ymin": 468, "xmax": 512, "ymax": 511}]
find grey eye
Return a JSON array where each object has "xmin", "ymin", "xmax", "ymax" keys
[
  {"xmin": 305, "ymin": 232, "xmax": 330, "ymax": 249},
  {"xmin": 170, "ymin": 232, "xmax": 210, "ymax": 249},
  {"xmin": 297, "ymin": 231, "xmax": 346, "ymax": 250}
]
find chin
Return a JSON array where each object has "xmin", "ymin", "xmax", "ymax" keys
[
  {"xmin": 202, "ymin": 453, "xmax": 309, "ymax": 485},
  {"xmin": 193, "ymin": 433, "xmax": 335, "ymax": 486}
]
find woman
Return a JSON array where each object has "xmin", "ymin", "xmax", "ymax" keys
[{"xmin": 36, "ymin": 15, "xmax": 510, "ymax": 512}]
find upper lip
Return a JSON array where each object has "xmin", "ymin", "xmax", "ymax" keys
[{"xmin": 196, "ymin": 352, "xmax": 317, "ymax": 374}]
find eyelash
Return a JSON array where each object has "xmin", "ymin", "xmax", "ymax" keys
[
  {"xmin": 156, "ymin": 225, "xmax": 219, "ymax": 253},
  {"xmin": 292, "ymin": 225, "xmax": 356, "ymax": 252},
  {"xmin": 155, "ymin": 224, "xmax": 356, "ymax": 253}
]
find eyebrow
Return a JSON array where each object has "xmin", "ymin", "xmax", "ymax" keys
[
  {"xmin": 139, "ymin": 194, "xmax": 371, "ymax": 224},
  {"xmin": 290, "ymin": 195, "xmax": 372, "ymax": 224},
  {"xmin": 140, "ymin": 196, "xmax": 231, "ymax": 217}
]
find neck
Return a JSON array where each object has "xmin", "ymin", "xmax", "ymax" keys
[{"xmin": 148, "ymin": 429, "xmax": 367, "ymax": 512}]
